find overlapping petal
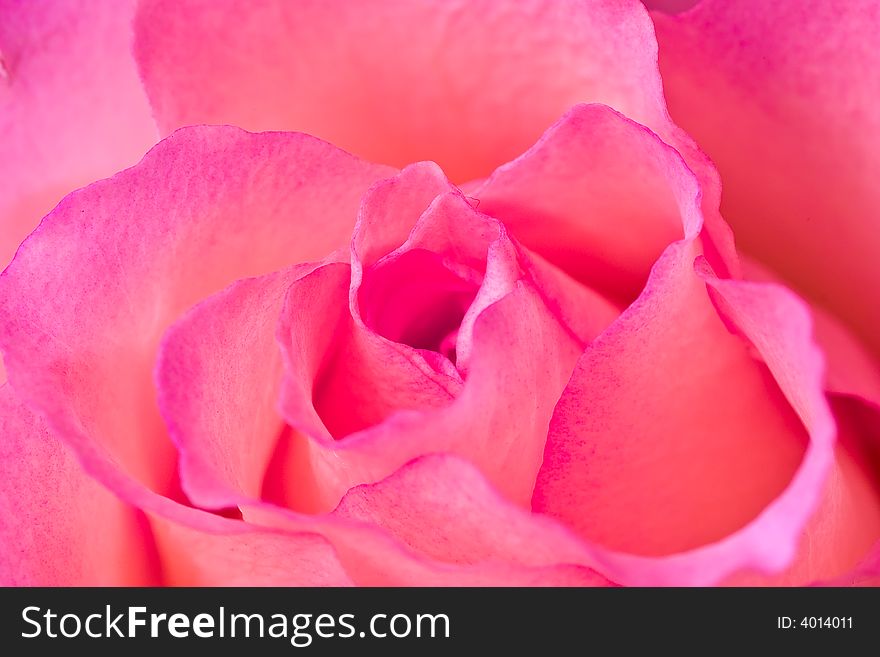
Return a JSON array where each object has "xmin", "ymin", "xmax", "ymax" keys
[
  {"xmin": 135, "ymin": 0, "xmax": 695, "ymax": 186},
  {"xmin": 0, "ymin": 127, "xmax": 393, "ymax": 496},
  {"xmin": 651, "ymin": 0, "xmax": 880, "ymax": 355},
  {"xmin": 0, "ymin": 0, "xmax": 157, "ymax": 268},
  {"xmin": 0, "ymin": 385, "xmax": 158, "ymax": 585}
]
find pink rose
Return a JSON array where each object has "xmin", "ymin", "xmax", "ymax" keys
[{"xmin": 0, "ymin": 0, "xmax": 877, "ymax": 586}]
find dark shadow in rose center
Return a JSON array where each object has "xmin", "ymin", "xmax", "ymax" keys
[{"xmin": 357, "ymin": 247, "xmax": 480, "ymax": 367}]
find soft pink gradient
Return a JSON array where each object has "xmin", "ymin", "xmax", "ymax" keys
[
  {"xmin": 134, "ymin": 1, "xmax": 697, "ymax": 183},
  {"xmin": 3, "ymin": 96, "xmax": 867, "ymax": 585},
  {"xmin": 651, "ymin": 0, "xmax": 880, "ymax": 357},
  {"xmin": 0, "ymin": 125, "xmax": 603, "ymax": 585},
  {"xmin": 0, "ymin": 0, "xmax": 877, "ymax": 588},
  {"xmin": 0, "ymin": 385, "xmax": 158, "ymax": 585},
  {"xmin": 0, "ymin": 0, "xmax": 157, "ymax": 269},
  {"xmin": 0, "ymin": 128, "xmax": 393, "ymax": 499},
  {"xmin": 641, "ymin": 0, "xmax": 700, "ymax": 12}
]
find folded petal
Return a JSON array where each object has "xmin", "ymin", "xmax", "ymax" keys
[
  {"xmin": 147, "ymin": 513, "xmax": 354, "ymax": 586},
  {"xmin": 282, "ymin": 261, "xmax": 462, "ymax": 444},
  {"xmin": 0, "ymin": 0, "xmax": 157, "ymax": 267},
  {"xmin": 157, "ymin": 267, "xmax": 310, "ymax": 507},
  {"xmin": 474, "ymin": 104, "xmax": 721, "ymax": 303},
  {"xmin": 242, "ymin": 501, "xmax": 607, "ymax": 586},
  {"xmin": 652, "ymin": 0, "xmax": 880, "ymax": 355},
  {"xmin": 0, "ymin": 385, "xmax": 158, "ymax": 585},
  {"xmin": 729, "ymin": 396, "xmax": 880, "ymax": 585},
  {"xmin": 334, "ymin": 454, "xmax": 610, "ymax": 584},
  {"xmin": 287, "ymin": 283, "xmax": 585, "ymax": 511},
  {"xmin": 160, "ymin": 157, "xmax": 618, "ymax": 521},
  {"xmin": 277, "ymin": 187, "xmax": 601, "ymax": 510},
  {"xmin": 135, "ymin": 0, "xmax": 688, "ymax": 184},
  {"xmin": 0, "ymin": 127, "xmax": 393, "ymax": 497},
  {"xmin": 533, "ymin": 245, "xmax": 836, "ymax": 585},
  {"xmin": 740, "ymin": 256, "xmax": 880, "ymax": 406}
]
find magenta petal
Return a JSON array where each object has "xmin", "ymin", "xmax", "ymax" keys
[
  {"xmin": 351, "ymin": 162, "xmax": 456, "ymax": 269},
  {"xmin": 0, "ymin": 127, "xmax": 393, "ymax": 497},
  {"xmin": 281, "ymin": 261, "xmax": 461, "ymax": 445},
  {"xmin": 277, "ymin": 280, "xmax": 583, "ymax": 512},
  {"xmin": 0, "ymin": 385, "xmax": 158, "ymax": 585},
  {"xmin": 0, "ymin": 0, "xmax": 157, "ymax": 267}
]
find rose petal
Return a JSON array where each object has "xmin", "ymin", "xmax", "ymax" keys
[
  {"xmin": 533, "ymin": 245, "xmax": 836, "ymax": 585},
  {"xmin": 280, "ymin": 281, "xmax": 583, "ymax": 511},
  {"xmin": 22, "ymin": 456, "xmax": 356, "ymax": 586},
  {"xmin": 157, "ymin": 266, "xmax": 311, "ymax": 507},
  {"xmin": 243, "ymin": 500, "xmax": 607, "ymax": 585},
  {"xmin": 0, "ymin": 0, "xmax": 157, "ymax": 267},
  {"xmin": 3, "ymin": 364, "xmax": 576, "ymax": 585},
  {"xmin": 652, "ymin": 0, "xmax": 880, "ymax": 354},
  {"xmin": 160, "ymin": 157, "xmax": 617, "ymax": 517},
  {"xmin": 351, "ymin": 162, "xmax": 456, "ymax": 269},
  {"xmin": 147, "ymin": 513, "xmax": 354, "ymax": 586},
  {"xmin": 474, "ymin": 104, "xmax": 715, "ymax": 303},
  {"xmin": 334, "ymin": 453, "xmax": 610, "ymax": 585},
  {"xmin": 0, "ymin": 127, "xmax": 394, "ymax": 497},
  {"xmin": 740, "ymin": 256, "xmax": 880, "ymax": 407},
  {"xmin": 135, "ymin": 0, "xmax": 691, "ymax": 184},
  {"xmin": 276, "ymin": 187, "xmax": 596, "ymax": 510},
  {"xmin": 726, "ymin": 396, "xmax": 880, "ymax": 585},
  {"xmin": 0, "ymin": 385, "xmax": 158, "ymax": 585},
  {"xmin": 282, "ymin": 261, "xmax": 462, "ymax": 446},
  {"xmin": 161, "ymin": 218, "xmax": 605, "ymax": 516},
  {"xmin": 23, "ymin": 405, "xmax": 601, "ymax": 586}
]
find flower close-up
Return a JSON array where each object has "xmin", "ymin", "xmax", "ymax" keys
[{"xmin": 1, "ymin": 0, "xmax": 878, "ymax": 587}]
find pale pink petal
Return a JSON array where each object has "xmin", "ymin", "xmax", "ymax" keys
[
  {"xmin": 0, "ymin": 385, "xmax": 158, "ymax": 585},
  {"xmin": 135, "ymin": 0, "xmax": 693, "ymax": 184},
  {"xmin": 741, "ymin": 256, "xmax": 880, "ymax": 406},
  {"xmin": 23, "ymin": 462, "xmax": 356, "ymax": 586},
  {"xmin": 20, "ymin": 420, "xmax": 596, "ymax": 586},
  {"xmin": 1, "ymin": 380, "xmax": 579, "ymax": 586},
  {"xmin": 351, "ymin": 162, "xmax": 456, "ymax": 269},
  {"xmin": 157, "ymin": 266, "xmax": 311, "ymax": 508},
  {"xmin": 334, "ymin": 454, "xmax": 610, "ymax": 585},
  {"xmin": 243, "ymin": 500, "xmax": 607, "ymax": 585},
  {"xmin": 474, "ymin": 104, "xmax": 726, "ymax": 304},
  {"xmin": 652, "ymin": 0, "xmax": 880, "ymax": 354},
  {"xmin": 0, "ymin": 0, "xmax": 157, "ymax": 267},
  {"xmin": 0, "ymin": 127, "xmax": 393, "ymax": 498},
  {"xmin": 726, "ymin": 396, "xmax": 880, "ymax": 585},
  {"xmin": 533, "ymin": 246, "xmax": 836, "ymax": 585},
  {"xmin": 148, "ymin": 515, "xmax": 354, "ymax": 586}
]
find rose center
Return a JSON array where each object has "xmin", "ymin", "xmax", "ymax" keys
[{"xmin": 358, "ymin": 248, "xmax": 480, "ymax": 364}]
